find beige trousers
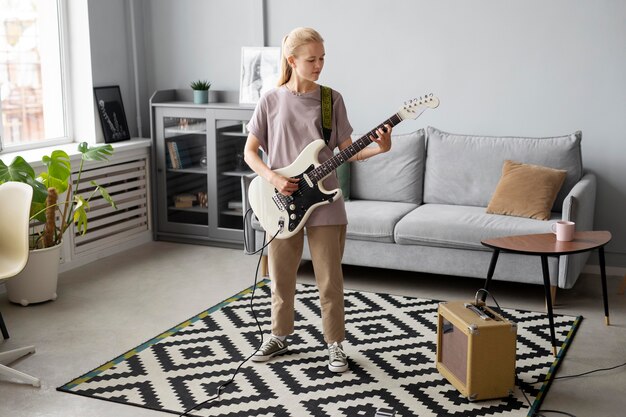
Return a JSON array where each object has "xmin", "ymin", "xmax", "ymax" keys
[{"xmin": 268, "ymin": 224, "xmax": 347, "ymax": 344}]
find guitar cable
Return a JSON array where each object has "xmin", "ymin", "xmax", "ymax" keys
[
  {"xmin": 178, "ymin": 208, "xmax": 280, "ymax": 417},
  {"xmin": 477, "ymin": 289, "xmax": 626, "ymax": 417}
]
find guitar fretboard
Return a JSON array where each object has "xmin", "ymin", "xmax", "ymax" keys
[{"xmin": 307, "ymin": 113, "xmax": 403, "ymax": 183}]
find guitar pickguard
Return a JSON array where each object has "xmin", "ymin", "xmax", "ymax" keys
[{"xmin": 274, "ymin": 165, "xmax": 337, "ymax": 233}]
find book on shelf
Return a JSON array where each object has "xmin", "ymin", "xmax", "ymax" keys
[
  {"xmin": 167, "ymin": 140, "xmax": 193, "ymax": 169},
  {"xmin": 174, "ymin": 193, "xmax": 197, "ymax": 208},
  {"xmin": 167, "ymin": 141, "xmax": 179, "ymax": 169},
  {"xmin": 174, "ymin": 141, "xmax": 192, "ymax": 168}
]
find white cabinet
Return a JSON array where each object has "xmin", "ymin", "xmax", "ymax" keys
[{"xmin": 151, "ymin": 90, "xmax": 254, "ymax": 246}]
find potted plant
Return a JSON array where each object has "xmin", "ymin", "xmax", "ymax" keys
[
  {"xmin": 190, "ymin": 79, "xmax": 212, "ymax": 104},
  {"xmin": 0, "ymin": 142, "xmax": 116, "ymax": 305}
]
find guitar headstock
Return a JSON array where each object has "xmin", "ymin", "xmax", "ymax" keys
[{"xmin": 397, "ymin": 93, "xmax": 440, "ymax": 120}]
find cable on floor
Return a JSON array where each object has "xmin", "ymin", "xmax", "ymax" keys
[
  {"xmin": 179, "ymin": 209, "xmax": 280, "ymax": 416},
  {"xmin": 479, "ymin": 288, "xmax": 625, "ymax": 417}
]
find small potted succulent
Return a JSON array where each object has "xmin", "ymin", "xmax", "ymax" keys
[
  {"xmin": 0, "ymin": 142, "xmax": 117, "ymax": 305},
  {"xmin": 190, "ymin": 79, "xmax": 212, "ymax": 104}
]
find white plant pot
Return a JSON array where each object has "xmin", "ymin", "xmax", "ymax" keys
[{"xmin": 6, "ymin": 243, "xmax": 61, "ymax": 306}]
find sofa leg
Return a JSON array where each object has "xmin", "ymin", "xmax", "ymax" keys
[
  {"xmin": 545, "ymin": 286, "xmax": 557, "ymax": 311},
  {"xmin": 619, "ymin": 274, "xmax": 626, "ymax": 295},
  {"xmin": 261, "ymin": 255, "xmax": 269, "ymax": 277}
]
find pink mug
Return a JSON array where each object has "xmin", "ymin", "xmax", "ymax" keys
[{"xmin": 551, "ymin": 220, "xmax": 575, "ymax": 241}]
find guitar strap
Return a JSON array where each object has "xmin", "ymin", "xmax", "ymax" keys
[{"xmin": 320, "ymin": 85, "xmax": 333, "ymax": 145}]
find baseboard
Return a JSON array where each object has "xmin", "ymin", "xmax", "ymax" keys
[
  {"xmin": 583, "ymin": 264, "xmax": 626, "ymax": 277},
  {"xmin": 59, "ymin": 231, "xmax": 153, "ymax": 273}
]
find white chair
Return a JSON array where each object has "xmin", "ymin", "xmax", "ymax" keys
[{"xmin": 0, "ymin": 181, "xmax": 41, "ymax": 387}]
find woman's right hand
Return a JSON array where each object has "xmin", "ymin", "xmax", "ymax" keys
[
  {"xmin": 271, "ymin": 173, "xmax": 300, "ymax": 196},
  {"xmin": 244, "ymin": 133, "xmax": 299, "ymax": 195}
]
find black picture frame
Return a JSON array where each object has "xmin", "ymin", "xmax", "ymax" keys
[{"xmin": 94, "ymin": 85, "xmax": 130, "ymax": 143}]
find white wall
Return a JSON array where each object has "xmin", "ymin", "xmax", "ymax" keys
[
  {"xmin": 263, "ymin": 1, "xmax": 626, "ymax": 267},
  {"xmin": 95, "ymin": 0, "xmax": 626, "ymax": 267},
  {"xmin": 142, "ymin": 0, "xmax": 263, "ymax": 93},
  {"xmin": 88, "ymin": 0, "xmax": 138, "ymax": 141}
]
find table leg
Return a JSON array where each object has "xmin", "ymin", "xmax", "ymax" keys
[
  {"xmin": 599, "ymin": 247, "xmax": 610, "ymax": 325},
  {"xmin": 540, "ymin": 255, "xmax": 557, "ymax": 356},
  {"xmin": 481, "ymin": 249, "xmax": 500, "ymax": 302}
]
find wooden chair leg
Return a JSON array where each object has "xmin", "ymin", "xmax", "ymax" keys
[
  {"xmin": 261, "ymin": 254, "xmax": 269, "ymax": 277},
  {"xmin": 619, "ymin": 273, "xmax": 626, "ymax": 295},
  {"xmin": 546, "ymin": 285, "xmax": 557, "ymax": 311}
]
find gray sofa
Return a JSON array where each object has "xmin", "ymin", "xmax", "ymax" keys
[{"xmin": 243, "ymin": 126, "xmax": 595, "ymax": 290}]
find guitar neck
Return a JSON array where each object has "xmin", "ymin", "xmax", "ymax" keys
[{"xmin": 308, "ymin": 113, "xmax": 404, "ymax": 183}]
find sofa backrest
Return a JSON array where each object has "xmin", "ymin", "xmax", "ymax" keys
[
  {"xmin": 350, "ymin": 129, "xmax": 425, "ymax": 204},
  {"xmin": 422, "ymin": 127, "xmax": 583, "ymax": 210}
]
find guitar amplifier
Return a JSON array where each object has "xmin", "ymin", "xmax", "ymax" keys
[{"xmin": 436, "ymin": 300, "xmax": 517, "ymax": 401}]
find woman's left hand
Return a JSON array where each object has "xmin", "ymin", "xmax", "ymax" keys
[{"xmin": 370, "ymin": 124, "xmax": 392, "ymax": 154}]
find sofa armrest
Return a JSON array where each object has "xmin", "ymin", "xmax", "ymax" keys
[
  {"xmin": 561, "ymin": 172, "xmax": 597, "ymax": 229},
  {"xmin": 558, "ymin": 172, "xmax": 597, "ymax": 288}
]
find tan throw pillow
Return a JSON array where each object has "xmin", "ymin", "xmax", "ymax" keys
[{"xmin": 486, "ymin": 160, "xmax": 567, "ymax": 220}]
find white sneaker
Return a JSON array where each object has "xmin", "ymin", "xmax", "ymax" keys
[
  {"xmin": 328, "ymin": 342, "xmax": 349, "ymax": 373},
  {"xmin": 251, "ymin": 336, "xmax": 288, "ymax": 362}
]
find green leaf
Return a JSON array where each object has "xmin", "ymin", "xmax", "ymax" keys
[
  {"xmin": 190, "ymin": 79, "xmax": 212, "ymax": 90},
  {"xmin": 27, "ymin": 178, "xmax": 49, "ymax": 222},
  {"xmin": 79, "ymin": 142, "xmax": 114, "ymax": 162},
  {"xmin": 40, "ymin": 150, "xmax": 71, "ymax": 193},
  {"xmin": 92, "ymin": 181, "xmax": 117, "ymax": 209},
  {"xmin": 0, "ymin": 157, "xmax": 48, "ymax": 219},
  {"xmin": 73, "ymin": 195, "xmax": 89, "ymax": 235},
  {"xmin": 0, "ymin": 156, "xmax": 36, "ymax": 183},
  {"xmin": 37, "ymin": 173, "xmax": 69, "ymax": 194}
]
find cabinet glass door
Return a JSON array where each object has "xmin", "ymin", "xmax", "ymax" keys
[
  {"xmin": 208, "ymin": 109, "xmax": 253, "ymax": 241},
  {"xmin": 156, "ymin": 109, "xmax": 209, "ymax": 236}
]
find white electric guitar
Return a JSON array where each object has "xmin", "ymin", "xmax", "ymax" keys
[{"xmin": 248, "ymin": 94, "xmax": 440, "ymax": 239}]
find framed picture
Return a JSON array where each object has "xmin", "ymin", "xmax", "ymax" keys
[
  {"xmin": 239, "ymin": 47, "xmax": 281, "ymax": 105},
  {"xmin": 94, "ymin": 85, "xmax": 130, "ymax": 143}
]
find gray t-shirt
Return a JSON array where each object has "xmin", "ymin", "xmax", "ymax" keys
[{"xmin": 247, "ymin": 85, "xmax": 353, "ymax": 226}]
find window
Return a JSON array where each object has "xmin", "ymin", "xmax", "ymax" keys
[{"xmin": 0, "ymin": 0, "xmax": 67, "ymax": 151}]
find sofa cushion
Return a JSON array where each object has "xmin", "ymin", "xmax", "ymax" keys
[
  {"xmin": 346, "ymin": 200, "xmax": 418, "ymax": 243},
  {"xmin": 335, "ymin": 160, "xmax": 351, "ymax": 200},
  {"xmin": 486, "ymin": 160, "xmax": 567, "ymax": 220},
  {"xmin": 394, "ymin": 204, "xmax": 559, "ymax": 249},
  {"xmin": 350, "ymin": 129, "xmax": 425, "ymax": 203},
  {"xmin": 423, "ymin": 127, "xmax": 582, "ymax": 211}
]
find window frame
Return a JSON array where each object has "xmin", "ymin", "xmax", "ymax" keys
[{"xmin": 0, "ymin": 0, "xmax": 72, "ymax": 154}]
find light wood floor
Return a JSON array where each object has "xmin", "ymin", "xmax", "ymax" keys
[{"xmin": 1, "ymin": 241, "xmax": 625, "ymax": 416}]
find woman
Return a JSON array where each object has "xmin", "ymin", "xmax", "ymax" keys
[{"xmin": 244, "ymin": 27, "xmax": 392, "ymax": 373}]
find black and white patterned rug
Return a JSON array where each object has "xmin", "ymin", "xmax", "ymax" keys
[{"xmin": 58, "ymin": 281, "xmax": 581, "ymax": 417}]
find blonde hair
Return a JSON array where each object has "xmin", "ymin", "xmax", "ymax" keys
[{"xmin": 277, "ymin": 27, "xmax": 324, "ymax": 86}]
